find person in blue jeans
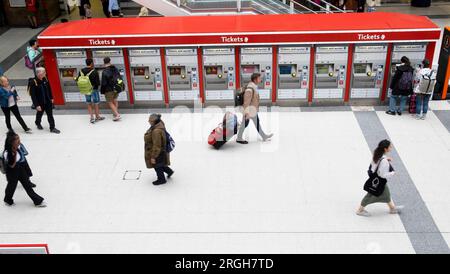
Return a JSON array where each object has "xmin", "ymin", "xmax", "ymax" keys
[
  {"xmin": 77, "ymin": 58, "xmax": 105, "ymax": 124},
  {"xmin": 414, "ymin": 59, "xmax": 436, "ymax": 120},
  {"xmin": 386, "ymin": 56, "xmax": 414, "ymax": 116}
]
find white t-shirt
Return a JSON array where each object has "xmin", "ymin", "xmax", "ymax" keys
[{"xmin": 8, "ymin": 95, "xmax": 16, "ymax": 107}]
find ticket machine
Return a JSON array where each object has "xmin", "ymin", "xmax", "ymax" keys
[
  {"xmin": 350, "ymin": 45, "xmax": 387, "ymax": 99},
  {"xmin": 240, "ymin": 47, "xmax": 273, "ymax": 101},
  {"xmin": 128, "ymin": 48, "xmax": 164, "ymax": 104},
  {"xmin": 389, "ymin": 44, "xmax": 427, "ymax": 96},
  {"xmin": 314, "ymin": 46, "xmax": 348, "ymax": 101},
  {"xmin": 165, "ymin": 48, "xmax": 200, "ymax": 102},
  {"xmin": 92, "ymin": 49, "xmax": 128, "ymax": 102},
  {"xmin": 202, "ymin": 47, "xmax": 235, "ymax": 103},
  {"xmin": 55, "ymin": 50, "xmax": 87, "ymax": 103},
  {"xmin": 277, "ymin": 46, "xmax": 310, "ymax": 101}
]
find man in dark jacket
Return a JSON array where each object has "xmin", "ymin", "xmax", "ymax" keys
[
  {"xmin": 78, "ymin": 58, "xmax": 105, "ymax": 124},
  {"xmin": 386, "ymin": 56, "xmax": 414, "ymax": 116},
  {"xmin": 30, "ymin": 67, "xmax": 60, "ymax": 133},
  {"xmin": 100, "ymin": 57, "xmax": 121, "ymax": 121}
]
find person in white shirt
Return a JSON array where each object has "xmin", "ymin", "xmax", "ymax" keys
[
  {"xmin": 356, "ymin": 139, "xmax": 403, "ymax": 217},
  {"xmin": 414, "ymin": 59, "xmax": 436, "ymax": 120}
]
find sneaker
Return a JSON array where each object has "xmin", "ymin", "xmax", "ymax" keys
[
  {"xmin": 95, "ymin": 116, "xmax": 105, "ymax": 122},
  {"xmin": 385, "ymin": 111, "xmax": 396, "ymax": 116},
  {"xmin": 167, "ymin": 170, "xmax": 174, "ymax": 179},
  {"xmin": 415, "ymin": 114, "xmax": 422, "ymax": 120},
  {"xmin": 262, "ymin": 133, "xmax": 274, "ymax": 141},
  {"xmin": 35, "ymin": 201, "xmax": 47, "ymax": 208},
  {"xmin": 50, "ymin": 128, "xmax": 61, "ymax": 134},
  {"xmin": 152, "ymin": 180, "xmax": 167, "ymax": 186},
  {"xmin": 356, "ymin": 210, "xmax": 371, "ymax": 217},
  {"xmin": 90, "ymin": 118, "xmax": 96, "ymax": 124},
  {"xmin": 113, "ymin": 115, "xmax": 121, "ymax": 122},
  {"xmin": 236, "ymin": 140, "xmax": 249, "ymax": 144},
  {"xmin": 390, "ymin": 205, "xmax": 404, "ymax": 214},
  {"xmin": 24, "ymin": 128, "xmax": 32, "ymax": 133},
  {"xmin": 397, "ymin": 111, "xmax": 402, "ymax": 116},
  {"xmin": 36, "ymin": 124, "xmax": 44, "ymax": 130},
  {"xmin": 420, "ymin": 114, "xmax": 426, "ymax": 120}
]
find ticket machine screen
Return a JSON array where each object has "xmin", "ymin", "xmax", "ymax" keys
[
  {"xmin": 242, "ymin": 65, "xmax": 259, "ymax": 74},
  {"xmin": 61, "ymin": 68, "xmax": 76, "ymax": 78},
  {"xmin": 133, "ymin": 67, "xmax": 146, "ymax": 76},
  {"xmin": 205, "ymin": 66, "xmax": 222, "ymax": 75},
  {"xmin": 316, "ymin": 64, "xmax": 333, "ymax": 75},
  {"xmin": 354, "ymin": 63, "xmax": 371, "ymax": 74},
  {"xmin": 280, "ymin": 65, "xmax": 296, "ymax": 75},
  {"xmin": 169, "ymin": 67, "xmax": 183, "ymax": 75}
]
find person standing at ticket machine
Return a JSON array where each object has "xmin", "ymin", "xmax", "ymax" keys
[
  {"xmin": 100, "ymin": 57, "xmax": 121, "ymax": 121},
  {"xmin": 386, "ymin": 56, "xmax": 414, "ymax": 116},
  {"xmin": 77, "ymin": 58, "xmax": 105, "ymax": 124},
  {"xmin": 236, "ymin": 73, "xmax": 274, "ymax": 144},
  {"xmin": 30, "ymin": 67, "xmax": 60, "ymax": 134}
]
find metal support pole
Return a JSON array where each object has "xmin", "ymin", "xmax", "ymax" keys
[{"xmin": 237, "ymin": 0, "xmax": 241, "ymax": 12}]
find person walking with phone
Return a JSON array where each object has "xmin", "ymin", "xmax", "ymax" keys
[{"xmin": 356, "ymin": 139, "xmax": 403, "ymax": 217}]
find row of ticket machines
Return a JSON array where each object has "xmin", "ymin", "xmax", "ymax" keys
[{"xmin": 56, "ymin": 44, "xmax": 427, "ymax": 104}]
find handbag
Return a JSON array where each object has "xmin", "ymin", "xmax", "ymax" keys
[{"xmin": 363, "ymin": 158, "xmax": 387, "ymax": 197}]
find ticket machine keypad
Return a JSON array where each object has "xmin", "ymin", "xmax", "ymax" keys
[
  {"xmin": 375, "ymin": 65, "xmax": 383, "ymax": 88},
  {"xmin": 191, "ymin": 68, "xmax": 198, "ymax": 89},
  {"xmin": 228, "ymin": 67, "xmax": 234, "ymax": 89},
  {"xmin": 264, "ymin": 66, "xmax": 272, "ymax": 89},
  {"xmin": 155, "ymin": 68, "xmax": 162, "ymax": 90},
  {"xmin": 301, "ymin": 65, "xmax": 309, "ymax": 88},
  {"xmin": 337, "ymin": 65, "xmax": 346, "ymax": 88}
]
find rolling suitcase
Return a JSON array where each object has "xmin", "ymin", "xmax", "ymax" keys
[{"xmin": 208, "ymin": 112, "xmax": 238, "ymax": 149}]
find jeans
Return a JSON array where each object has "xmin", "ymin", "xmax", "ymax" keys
[
  {"xmin": 35, "ymin": 103, "xmax": 55, "ymax": 130},
  {"xmin": 237, "ymin": 114, "xmax": 267, "ymax": 140},
  {"xmin": 155, "ymin": 166, "xmax": 173, "ymax": 182},
  {"xmin": 388, "ymin": 95, "xmax": 408, "ymax": 113},
  {"xmin": 416, "ymin": 94, "xmax": 431, "ymax": 115},
  {"xmin": 1, "ymin": 105, "xmax": 28, "ymax": 130}
]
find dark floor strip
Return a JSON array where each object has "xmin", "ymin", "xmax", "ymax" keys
[
  {"xmin": 433, "ymin": 110, "xmax": 450, "ymax": 132},
  {"xmin": 354, "ymin": 111, "xmax": 450, "ymax": 254}
]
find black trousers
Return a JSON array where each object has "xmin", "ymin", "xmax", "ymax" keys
[
  {"xmin": 35, "ymin": 104, "xmax": 55, "ymax": 130},
  {"xmin": 1, "ymin": 105, "xmax": 28, "ymax": 130},
  {"xmin": 155, "ymin": 166, "xmax": 173, "ymax": 182},
  {"xmin": 4, "ymin": 163, "xmax": 43, "ymax": 206},
  {"xmin": 102, "ymin": 0, "xmax": 110, "ymax": 17}
]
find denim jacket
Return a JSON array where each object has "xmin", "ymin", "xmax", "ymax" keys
[{"xmin": 0, "ymin": 86, "xmax": 18, "ymax": 108}]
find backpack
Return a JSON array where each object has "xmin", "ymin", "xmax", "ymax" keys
[
  {"xmin": 165, "ymin": 131, "xmax": 175, "ymax": 153},
  {"xmin": 417, "ymin": 70, "xmax": 436, "ymax": 94},
  {"xmin": 24, "ymin": 54, "xmax": 34, "ymax": 69},
  {"xmin": 234, "ymin": 85, "xmax": 255, "ymax": 107},
  {"xmin": 77, "ymin": 69, "xmax": 94, "ymax": 95},
  {"xmin": 111, "ymin": 68, "xmax": 125, "ymax": 93},
  {"xmin": 397, "ymin": 70, "xmax": 413, "ymax": 91},
  {"xmin": 0, "ymin": 151, "xmax": 6, "ymax": 175}
]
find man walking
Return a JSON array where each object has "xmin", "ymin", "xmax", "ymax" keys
[
  {"xmin": 236, "ymin": 73, "xmax": 273, "ymax": 144},
  {"xmin": 100, "ymin": 57, "xmax": 121, "ymax": 121},
  {"xmin": 30, "ymin": 67, "xmax": 60, "ymax": 134}
]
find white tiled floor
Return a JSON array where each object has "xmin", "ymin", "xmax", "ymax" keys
[{"xmin": 0, "ymin": 111, "xmax": 416, "ymax": 253}]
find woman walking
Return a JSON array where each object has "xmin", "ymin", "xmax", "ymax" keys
[
  {"xmin": 3, "ymin": 131, "xmax": 46, "ymax": 207},
  {"xmin": 0, "ymin": 76, "xmax": 31, "ymax": 133},
  {"xmin": 356, "ymin": 139, "xmax": 403, "ymax": 217},
  {"xmin": 144, "ymin": 114, "xmax": 174, "ymax": 186}
]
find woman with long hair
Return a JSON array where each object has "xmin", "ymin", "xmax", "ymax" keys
[
  {"xmin": 3, "ymin": 131, "xmax": 46, "ymax": 207},
  {"xmin": 0, "ymin": 76, "xmax": 31, "ymax": 133},
  {"xmin": 356, "ymin": 139, "xmax": 403, "ymax": 217}
]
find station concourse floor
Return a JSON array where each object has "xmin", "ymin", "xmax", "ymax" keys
[{"xmin": 0, "ymin": 102, "xmax": 449, "ymax": 254}]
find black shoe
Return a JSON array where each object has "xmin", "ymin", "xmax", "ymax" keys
[
  {"xmin": 167, "ymin": 170, "xmax": 174, "ymax": 179},
  {"xmin": 36, "ymin": 124, "xmax": 44, "ymax": 130},
  {"xmin": 397, "ymin": 111, "xmax": 402, "ymax": 116},
  {"xmin": 152, "ymin": 180, "xmax": 167, "ymax": 186},
  {"xmin": 385, "ymin": 111, "xmax": 396, "ymax": 116},
  {"xmin": 237, "ymin": 140, "xmax": 249, "ymax": 144},
  {"xmin": 29, "ymin": 182, "xmax": 36, "ymax": 188},
  {"xmin": 50, "ymin": 128, "xmax": 61, "ymax": 134}
]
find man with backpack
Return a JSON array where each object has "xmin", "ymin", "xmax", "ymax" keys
[
  {"xmin": 386, "ymin": 56, "xmax": 414, "ymax": 116},
  {"xmin": 236, "ymin": 73, "xmax": 273, "ymax": 144},
  {"xmin": 100, "ymin": 57, "xmax": 122, "ymax": 121},
  {"xmin": 30, "ymin": 67, "xmax": 60, "ymax": 134},
  {"xmin": 77, "ymin": 58, "xmax": 105, "ymax": 124},
  {"xmin": 414, "ymin": 59, "xmax": 436, "ymax": 120}
]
